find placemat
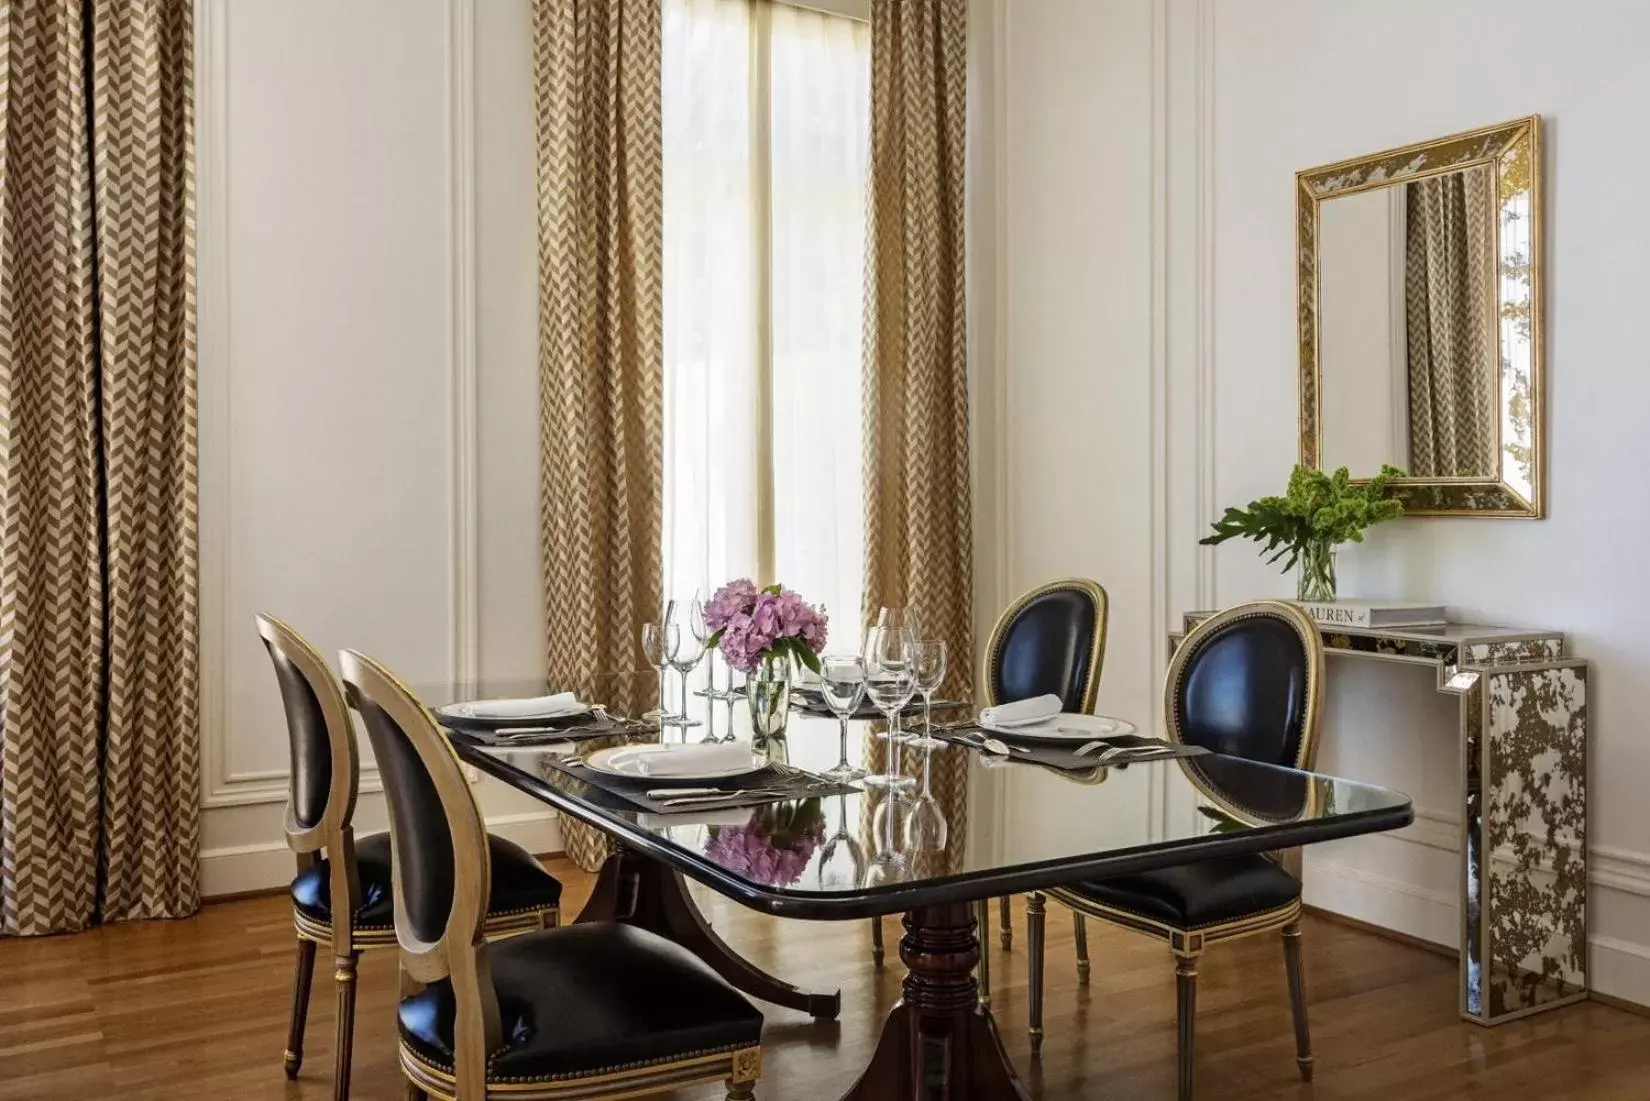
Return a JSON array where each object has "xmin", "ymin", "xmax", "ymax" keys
[
  {"xmin": 931, "ymin": 727, "xmax": 1210, "ymax": 772},
  {"xmin": 541, "ymin": 754, "xmax": 860, "ymax": 815},
  {"xmin": 439, "ymin": 710, "xmax": 657, "ymax": 745}
]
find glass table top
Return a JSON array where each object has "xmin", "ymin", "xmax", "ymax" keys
[{"xmin": 417, "ymin": 674, "xmax": 1414, "ymax": 920}]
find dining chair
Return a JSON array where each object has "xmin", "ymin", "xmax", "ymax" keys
[
  {"xmin": 339, "ymin": 648, "xmax": 765, "ymax": 1101},
  {"xmin": 258, "ymin": 615, "xmax": 564, "ymax": 1101},
  {"xmin": 1027, "ymin": 599, "xmax": 1324, "ymax": 1100},
  {"xmin": 866, "ymin": 579, "xmax": 1108, "ymax": 1004}
]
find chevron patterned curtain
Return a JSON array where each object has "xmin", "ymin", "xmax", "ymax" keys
[
  {"xmin": 534, "ymin": 0, "xmax": 663, "ymax": 871},
  {"xmin": 861, "ymin": 0, "xmax": 972, "ymax": 836},
  {"xmin": 1404, "ymin": 169, "xmax": 1498, "ymax": 478},
  {"xmin": 0, "ymin": 0, "xmax": 199, "ymax": 935},
  {"xmin": 534, "ymin": 0, "xmax": 663, "ymax": 685}
]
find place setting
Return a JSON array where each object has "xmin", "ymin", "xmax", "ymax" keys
[
  {"xmin": 434, "ymin": 689, "xmax": 658, "ymax": 746},
  {"xmin": 545, "ymin": 739, "xmax": 861, "ymax": 815},
  {"xmin": 931, "ymin": 693, "xmax": 1209, "ymax": 772}
]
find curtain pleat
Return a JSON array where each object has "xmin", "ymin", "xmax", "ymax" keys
[
  {"xmin": 1405, "ymin": 170, "xmax": 1498, "ymax": 478},
  {"xmin": 860, "ymin": 0, "xmax": 971, "ymax": 843},
  {"xmin": 0, "ymin": 0, "xmax": 198, "ymax": 935},
  {"xmin": 534, "ymin": 0, "xmax": 664, "ymax": 872}
]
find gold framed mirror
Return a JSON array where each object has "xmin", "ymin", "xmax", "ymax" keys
[{"xmin": 1297, "ymin": 116, "xmax": 1543, "ymax": 517}]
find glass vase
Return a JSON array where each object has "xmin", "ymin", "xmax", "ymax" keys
[
  {"xmin": 1296, "ymin": 540, "xmax": 1338, "ymax": 602},
  {"xmin": 747, "ymin": 654, "xmax": 792, "ymax": 763}
]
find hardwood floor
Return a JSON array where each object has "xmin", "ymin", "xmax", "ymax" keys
[{"xmin": 3, "ymin": 857, "xmax": 1645, "ymax": 1100}]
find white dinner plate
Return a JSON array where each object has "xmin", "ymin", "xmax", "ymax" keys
[
  {"xmin": 582, "ymin": 744, "xmax": 768, "ymax": 785},
  {"xmin": 436, "ymin": 699, "xmax": 593, "ymax": 723},
  {"xmin": 978, "ymin": 712, "xmax": 1138, "ymax": 743}
]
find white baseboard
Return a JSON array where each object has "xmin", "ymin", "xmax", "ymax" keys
[
  {"xmin": 199, "ymin": 811, "xmax": 563, "ymax": 899},
  {"xmin": 1592, "ymin": 935, "xmax": 1650, "ymax": 1009},
  {"xmin": 1304, "ymin": 857, "xmax": 1459, "ymax": 949}
]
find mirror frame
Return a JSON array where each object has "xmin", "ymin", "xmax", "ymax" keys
[{"xmin": 1297, "ymin": 116, "xmax": 1544, "ymax": 518}]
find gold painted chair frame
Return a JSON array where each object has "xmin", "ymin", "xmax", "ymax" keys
[
  {"xmin": 1297, "ymin": 115, "xmax": 1545, "ymax": 517},
  {"xmin": 259, "ymin": 616, "xmax": 560, "ymax": 1101},
  {"xmin": 1030, "ymin": 600, "xmax": 1324, "ymax": 1101},
  {"xmin": 339, "ymin": 650, "xmax": 761, "ymax": 1101}
]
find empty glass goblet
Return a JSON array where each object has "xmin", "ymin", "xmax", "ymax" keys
[
  {"xmin": 905, "ymin": 639, "xmax": 949, "ymax": 752},
  {"xmin": 640, "ymin": 619, "xmax": 680, "ymax": 727}
]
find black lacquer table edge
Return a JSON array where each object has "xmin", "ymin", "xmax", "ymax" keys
[{"xmin": 454, "ymin": 738, "xmax": 1413, "ymax": 1101}]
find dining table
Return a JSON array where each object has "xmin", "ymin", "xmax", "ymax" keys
[{"xmin": 425, "ymin": 672, "xmax": 1414, "ymax": 1101}]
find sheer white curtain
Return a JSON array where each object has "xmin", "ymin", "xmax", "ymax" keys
[{"xmin": 663, "ymin": 0, "xmax": 869, "ymax": 649}]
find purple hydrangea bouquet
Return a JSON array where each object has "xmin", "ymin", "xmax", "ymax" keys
[
  {"xmin": 704, "ymin": 579, "xmax": 828, "ymax": 743},
  {"xmin": 703, "ymin": 798, "xmax": 827, "ymax": 887}
]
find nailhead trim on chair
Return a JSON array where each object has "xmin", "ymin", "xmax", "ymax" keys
[{"xmin": 402, "ymin": 1039, "xmax": 752, "ymax": 1084}]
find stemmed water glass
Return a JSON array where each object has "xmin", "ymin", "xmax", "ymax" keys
[
  {"xmin": 905, "ymin": 639, "xmax": 949, "ymax": 753},
  {"xmin": 818, "ymin": 654, "xmax": 868, "ymax": 783},
  {"xmin": 669, "ymin": 597, "xmax": 706, "ymax": 732},
  {"xmin": 692, "ymin": 588, "xmax": 732, "ymax": 702},
  {"xmin": 640, "ymin": 618, "xmax": 680, "ymax": 727},
  {"xmin": 816, "ymin": 797, "xmax": 866, "ymax": 890},
  {"xmin": 862, "ymin": 622, "xmax": 917, "ymax": 792}
]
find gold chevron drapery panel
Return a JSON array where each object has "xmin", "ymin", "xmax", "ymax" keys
[
  {"xmin": 861, "ymin": 0, "xmax": 973, "ymax": 704},
  {"xmin": 534, "ymin": 0, "xmax": 663, "ymax": 871},
  {"xmin": 534, "ymin": 0, "xmax": 664, "ymax": 683},
  {"xmin": 0, "ymin": 0, "xmax": 199, "ymax": 935}
]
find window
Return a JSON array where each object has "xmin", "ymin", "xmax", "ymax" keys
[{"xmin": 662, "ymin": 0, "xmax": 870, "ymax": 639}]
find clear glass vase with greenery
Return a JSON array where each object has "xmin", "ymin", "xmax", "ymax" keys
[{"xmin": 1200, "ymin": 465, "xmax": 1404, "ymax": 602}]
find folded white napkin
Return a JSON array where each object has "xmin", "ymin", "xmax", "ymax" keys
[
  {"xmin": 979, "ymin": 693, "xmax": 1062, "ymax": 729},
  {"xmin": 451, "ymin": 692, "xmax": 578, "ymax": 720},
  {"xmin": 630, "ymin": 742, "xmax": 755, "ymax": 778}
]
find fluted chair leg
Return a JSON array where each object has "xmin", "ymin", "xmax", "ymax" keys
[
  {"xmin": 1282, "ymin": 922, "xmax": 1313, "ymax": 1081},
  {"xmin": 999, "ymin": 894, "xmax": 1014, "ymax": 950},
  {"xmin": 283, "ymin": 937, "xmax": 317, "ymax": 1078},
  {"xmin": 332, "ymin": 952, "xmax": 360, "ymax": 1101},
  {"xmin": 1027, "ymin": 892, "xmax": 1046, "ymax": 1056},
  {"xmin": 1175, "ymin": 952, "xmax": 1199, "ymax": 1101},
  {"xmin": 870, "ymin": 916, "xmax": 885, "ymax": 968},
  {"xmin": 726, "ymin": 1076, "xmax": 757, "ymax": 1100},
  {"xmin": 404, "ymin": 1085, "xmax": 428, "ymax": 1101},
  {"xmin": 1073, "ymin": 912, "xmax": 1090, "ymax": 985},
  {"xmin": 976, "ymin": 899, "xmax": 992, "ymax": 1006}
]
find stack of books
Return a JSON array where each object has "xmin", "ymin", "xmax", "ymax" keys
[{"xmin": 1295, "ymin": 601, "xmax": 1447, "ymax": 629}]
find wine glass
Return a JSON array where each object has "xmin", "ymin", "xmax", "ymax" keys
[
  {"xmin": 862, "ymin": 790, "xmax": 910, "ymax": 889},
  {"xmin": 904, "ymin": 739, "xmax": 949, "ymax": 852},
  {"xmin": 905, "ymin": 639, "xmax": 949, "ymax": 752},
  {"xmin": 640, "ymin": 619, "xmax": 680, "ymax": 727},
  {"xmin": 862, "ymin": 625, "xmax": 917, "ymax": 791},
  {"xmin": 818, "ymin": 654, "xmax": 868, "ymax": 783},
  {"xmin": 670, "ymin": 600, "xmax": 706, "ymax": 732},
  {"xmin": 691, "ymin": 589, "xmax": 728, "ymax": 701},
  {"xmin": 816, "ymin": 797, "xmax": 865, "ymax": 890}
]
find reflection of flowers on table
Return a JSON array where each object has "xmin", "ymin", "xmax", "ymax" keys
[{"xmin": 703, "ymin": 799, "xmax": 827, "ymax": 887}]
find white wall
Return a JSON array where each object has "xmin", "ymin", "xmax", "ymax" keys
[
  {"xmin": 196, "ymin": 0, "xmax": 556, "ymax": 896},
  {"xmin": 985, "ymin": 0, "xmax": 1650, "ymax": 1007}
]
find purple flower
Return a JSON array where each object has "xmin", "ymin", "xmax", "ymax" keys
[
  {"xmin": 701, "ymin": 801, "xmax": 827, "ymax": 887},
  {"xmin": 750, "ymin": 593, "xmax": 783, "ymax": 638},
  {"xmin": 705, "ymin": 578, "xmax": 759, "ymax": 631}
]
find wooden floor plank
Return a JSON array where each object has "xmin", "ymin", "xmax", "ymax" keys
[{"xmin": 0, "ymin": 856, "xmax": 1644, "ymax": 1099}]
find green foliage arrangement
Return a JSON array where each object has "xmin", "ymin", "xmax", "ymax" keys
[{"xmin": 1200, "ymin": 464, "xmax": 1405, "ymax": 570}]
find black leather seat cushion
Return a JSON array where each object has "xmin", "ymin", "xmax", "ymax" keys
[
  {"xmin": 399, "ymin": 923, "xmax": 763, "ymax": 1081},
  {"xmin": 292, "ymin": 831, "xmax": 562, "ymax": 928},
  {"xmin": 1071, "ymin": 854, "xmax": 1300, "ymax": 930}
]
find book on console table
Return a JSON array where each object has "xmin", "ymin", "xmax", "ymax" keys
[{"xmin": 1296, "ymin": 601, "xmax": 1447, "ymax": 629}]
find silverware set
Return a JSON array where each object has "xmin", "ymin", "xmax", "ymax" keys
[{"xmin": 951, "ymin": 728, "xmax": 1181, "ymax": 766}]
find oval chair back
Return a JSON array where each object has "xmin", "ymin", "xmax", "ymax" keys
[
  {"xmin": 256, "ymin": 613, "xmax": 362, "ymax": 954},
  {"xmin": 338, "ymin": 649, "xmax": 505, "ymax": 1092},
  {"xmin": 980, "ymin": 578, "xmax": 1109, "ymax": 711}
]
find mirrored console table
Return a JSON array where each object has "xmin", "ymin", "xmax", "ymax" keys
[{"xmin": 1173, "ymin": 613, "xmax": 1588, "ymax": 1026}]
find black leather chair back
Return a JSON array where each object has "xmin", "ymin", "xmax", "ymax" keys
[
  {"xmin": 983, "ymin": 579, "xmax": 1108, "ymax": 711},
  {"xmin": 350, "ymin": 688, "xmax": 457, "ymax": 946},
  {"xmin": 263, "ymin": 639, "xmax": 333, "ymax": 830},
  {"xmin": 1169, "ymin": 602, "xmax": 1321, "ymax": 770}
]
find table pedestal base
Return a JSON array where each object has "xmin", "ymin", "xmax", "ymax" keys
[
  {"xmin": 577, "ymin": 846, "xmax": 842, "ymax": 1021},
  {"xmin": 843, "ymin": 902, "xmax": 1031, "ymax": 1101}
]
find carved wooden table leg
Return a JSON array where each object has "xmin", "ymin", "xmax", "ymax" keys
[
  {"xmin": 842, "ymin": 902, "xmax": 1031, "ymax": 1101},
  {"xmin": 576, "ymin": 847, "xmax": 842, "ymax": 1020}
]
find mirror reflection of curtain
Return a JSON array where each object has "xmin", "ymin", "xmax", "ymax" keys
[{"xmin": 1404, "ymin": 171, "xmax": 1498, "ymax": 477}]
